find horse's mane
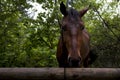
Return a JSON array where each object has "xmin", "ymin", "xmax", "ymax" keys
[{"xmin": 67, "ymin": 8, "xmax": 79, "ymax": 20}]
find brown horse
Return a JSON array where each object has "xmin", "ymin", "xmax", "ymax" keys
[{"xmin": 56, "ymin": 2, "xmax": 95, "ymax": 67}]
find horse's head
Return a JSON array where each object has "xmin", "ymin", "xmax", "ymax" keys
[{"xmin": 60, "ymin": 2, "xmax": 89, "ymax": 67}]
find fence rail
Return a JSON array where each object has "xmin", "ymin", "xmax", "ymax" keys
[{"xmin": 0, "ymin": 68, "xmax": 120, "ymax": 80}]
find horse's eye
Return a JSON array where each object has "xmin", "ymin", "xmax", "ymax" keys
[
  {"xmin": 62, "ymin": 26, "xmax": 67, "ymax": 31},
  {"xmin": 80, "ymin": 26, "xmax": 84, "ymax": 30}
]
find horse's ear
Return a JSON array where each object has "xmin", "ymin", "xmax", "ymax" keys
[
  {"xmin": 79, "ymin": 7, "xmax": 89, "ymax": 18},
  {"xmin": 60, "ymin": 2, "xmax": 67, "ymax": 16}
]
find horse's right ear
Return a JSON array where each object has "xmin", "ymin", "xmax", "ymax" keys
[
  {"xmin": 60, "ymin": 2, "xmax": 67, "ymax": 16},
  {"xmin": 79, "ymin": 7, "xmax": 89, "ymax": 18}
]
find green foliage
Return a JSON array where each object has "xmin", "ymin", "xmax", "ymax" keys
[{"xmin": 0, "ymin": 0, "xmax": 120, "ymax": 67}]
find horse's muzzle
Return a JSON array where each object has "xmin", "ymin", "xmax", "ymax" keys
[{"xmin": 68, "ymin": 57, "xmax": 81, "ymax": 67}]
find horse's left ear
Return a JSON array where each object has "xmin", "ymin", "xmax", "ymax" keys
[
  {"xmin": 60, "ymin": 2, "xmax": 67, "ymax": 16},
  {"xmin": 79, "ymin": 7, "xmax": 89, "ymax": 18}
]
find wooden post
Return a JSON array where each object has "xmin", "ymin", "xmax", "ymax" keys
[
  {"xmin": 65, "ymin": 68, "xmax": 120, "ymax": 80},
  {"xmin": 0, "ymin": 68, "xmax": 64, "ymax": 80},
  {"xmin": 0, "ymin": 68, "xmax": 120, "ymax": 80}
]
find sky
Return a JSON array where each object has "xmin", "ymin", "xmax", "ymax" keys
[{"xmin": 27, "ymin": 1, "xmax": 45, "ymax": 19}]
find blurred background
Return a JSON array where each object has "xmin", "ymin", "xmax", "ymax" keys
[{"xmin": 0, "ymin": 0, "xmax": 120, "ymax": 67}]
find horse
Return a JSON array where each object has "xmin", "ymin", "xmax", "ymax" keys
[{"xmin": 56, "ymin": 2, "xmax": 96, "ymax": 67}]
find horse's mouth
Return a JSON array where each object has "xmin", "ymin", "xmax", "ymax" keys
[{"xmin": 68, "ymin": 62, "xmax": 81, "ymax": 68}]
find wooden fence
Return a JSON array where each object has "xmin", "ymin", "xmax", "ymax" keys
[{"xmin": 0, "ymin": 68, "xmax": 120, "ymax": 80}]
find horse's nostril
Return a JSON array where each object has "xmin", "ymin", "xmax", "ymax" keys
[{"xmin": 68, "ymin": 57, "xmax": 71, "ymax": 63}]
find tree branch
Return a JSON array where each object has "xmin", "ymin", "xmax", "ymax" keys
[
  {"xmin": 54, "ymin": 0, "xmax": 61, "ymax": 29},
  {"xmin": 93, "ymin": 7, "xmax": 120, "ymax": 41},
  {"xmin": 39, "ymin": 36, "xmax": 52, "ymax": 49}
]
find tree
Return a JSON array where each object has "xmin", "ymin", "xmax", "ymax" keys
[{"xmin": 0, "ymin": 0, "xmax": 120, "ymax": 67}]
